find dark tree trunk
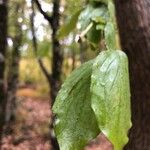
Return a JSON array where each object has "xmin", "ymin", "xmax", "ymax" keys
[
  {"xmin": 33, "ymin": 0, "xmax": 63, "ymax": 149},
  {"xmin": 115, "ymin": 0, "xmax": 150, "ymax": 149},
  {"xmin": 6, "ymin": 3, "xmax": 22, "ymax": 126},
  {"xmin": 0, "ymin": 0, "xmax": 8, "ymax": 142},
  {"xmin": 50, "ymin": 0, "xmax": 63, "ymax": 105},
  {"xmin": 49, "ymin": 1, "xmax": 63, "ymax": 149},
  {"xmin": 33, "ymin": 0, "xmax": 63, "ymax": 104}
]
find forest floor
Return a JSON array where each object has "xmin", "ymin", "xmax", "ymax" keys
[{"xmin": 1, "ymin": 87, "xmax": 112, "ymax": 150}]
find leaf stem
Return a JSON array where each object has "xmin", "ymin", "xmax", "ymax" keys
[{"xmin": 79, "ymin": 22, "xmax": 93, "ymax": 40}]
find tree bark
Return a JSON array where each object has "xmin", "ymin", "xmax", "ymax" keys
[
  {"xmin": 49, "ymin": 1, "xmax": 63, "ymax": 149},
  {"xmin": 33, "ymin": 0, "xmax": 63, "ymax": 149},
  {"xmin": 115, "ymin": 0, "xmax": 150, "ymax": 149},
  {"xmin": 6, "ymin": 3, "xmax": 22, "ymax": 126},
  {"xmin": 34, "ymin": 0, "xmax": 63, "ymax": 105},
  {"xmin": 0, "ymin": 0, "xmax": 8, "ymax": 142},
  {"xmin": 50, "ymin": 0, "xmax": 63, "ymax": 105}
]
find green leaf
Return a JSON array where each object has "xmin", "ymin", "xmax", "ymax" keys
[
  {"xmin": 108, "ymin": 1, "xmax": 115, "ymax": 22},
  {"xmin": 90, "ymin": 0, "xmax": 108, "ymax": 5},
  {"xmin": 86, "ymin": 24, "xmax": 101, "ymax": 48},
  {"xmin": 78, "ymin": 5, "xmax": 94, "ymax": 30},
  {"xmin": 57, "ymin": 9, "xmax": 82, "ymax": 40},
  {"xmin": 91, "ymin": 6, "xmax": 109, "ymax": 23},
  {"xmin": 91, "ymin": 16, "xmax": 106, "ymax": 24},
  {"xmin": 104, "ymin": 22, "xmax": 116, "ymax": 50},
  {"xmin": 53, "ymin": 60, "xmax": 100, "ymax": 150},
  {"xmin": 91, "ymin": 50, "xmax": 132, "ymax": 150},
  {"xmin": 78, "ymin": 4, "xmax": 109, "ymax": 31},
  {"xmin": 96, "ymin": 24, "xmax": 105, "ymax": 30}
]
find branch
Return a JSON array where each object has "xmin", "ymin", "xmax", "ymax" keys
[
  {"xmin": 38, "ymin": 58, "xmax": 53, "ymax": 83},
  {"xmin": 30, "ymin": 0, "xmax": 52, "ymax": 83},
  {"xmin": 33, "ymin": 0, "xmax": 52, "ymax": 25}
]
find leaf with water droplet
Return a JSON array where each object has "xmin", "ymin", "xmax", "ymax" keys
[
  {"xmin": 53, "ymin": 60, "xmax": 100, "ymax": 150},
  {"xmin": 91, "ymin": 50, "xmax": 132, "ymax": 150}
]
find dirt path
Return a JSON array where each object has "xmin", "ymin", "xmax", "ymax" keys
[
  {"xmin": 2, "ymin": 97, "xmax": 51, "ymax": 150},
  {"xmin": 1, "ymin": 89, "xmax": 112, "ymax": 150}
]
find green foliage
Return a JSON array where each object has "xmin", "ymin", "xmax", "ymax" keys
[
  {"xmin": 37, "ymin": 41, "xmax": 51, "ymax": 57},
  {"xmin": 91, "ymin": 50, "xmax": 132, "ymax": 150},
  {"xmin": 57, "ymin": 9, "xmax": 83, "ymax": 40},
  {"xmin": 53, "ymin": 1, "xmax": 132, "ymax": 150},
  {"xmin": 104, "ymin": 22, "xmax": 116, "ymax": 50},
  {"xmin": 78, "ymin": 4, "xmax": 109, "ymax": 49},
  {"xmin": 108, "ymin": 1, "xmax": 116, "ymax": 22},
  {"xmin": 90, "ymin": 0, "xmax": 108, "ymax": 5},
  {"xmin": 86, "ymin": 23, "xmax": 102, "ymax": 48},
  {"xmin": 78, "ymin": 4, "xmax": 109, "ymax": 30},
  {"xmin": 53, "ymin": 60, "xmax": 100, "ymax": 150},
  {"xmin": 53, "ymin": 50, "xmax": 131, "ymax": 150},
  {"xmin": 57, "ymin": 3, "xmax": 109, "ymax": 45}
]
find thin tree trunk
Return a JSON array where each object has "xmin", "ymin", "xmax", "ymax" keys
[
  {"xmin": 0, "ymin": 0, "xmax": 8, "ymax": 143},
  {"xmin": 33, "ymin": 0, "xmax": 63, "ymax": 105},
  {"xmin": 6, "ymin": 3, "xmax": 22, "ymax": 126},
  {"xmin": 32, "ymin": 0, "xmax": 63, "ymax": 149},
  {"xmin": 33, "ymin": 0, "xmax": 63, "ymax": 104},
  {"xmin": 50, "ymin": 0, "xmax": 63, "ymax": 105},
  {"xmin": 49, "ymin": 1, "xmax": 63, "ymax": 149},
  {"xmin": 115, "ymin": 0, "xmax": 150, "ymax": 149}
]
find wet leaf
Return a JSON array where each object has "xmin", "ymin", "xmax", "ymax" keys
[
  {"xmin": 78, "ymin": 4, "xmax": 108, "ymax": 30},
  {"xmin": 108, "ymin": 1, "xmax": 115, "ymax": 22},
  {"xmin": 53, "ymin": 60, "xmax": 100, "ymax": 150},
  {"xmin": 91, "ymin": 50, "xmax": 132, "ymax": 150},
  {"xmin": 104, "ymin": 22, "xmax": 116, "ymax": 50}
]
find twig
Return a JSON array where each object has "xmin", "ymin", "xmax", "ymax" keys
[
  {"xmin": 33, "ymin": 0, "xmax": 52, "ymax": 25},
  {"xmin": 30, "ymin": 0, "xmax": 52, "ymax": 83}
]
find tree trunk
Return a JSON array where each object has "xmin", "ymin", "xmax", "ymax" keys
[
  {"xmin": 33, "ymin": 0, "xmax": 63, "ymax": 149},
  {"xmin": 50, "ymin": 0, "xmax": 63, "ymax": 105},
  {"xmin": 0, "ymin": 0, "xmax": 8, "ymax": 142},
  {"xmin": 115, "ymin": 0, "xmax": 150, "ymax": 149},
  {"xmin": 49, "ymin": 1, "xmax": 63, "ymax": 150},
  {"xmin": 33, "ymin": 0, "xmax": 63, "ymax": 105},
  {"xmin": 6, "ymin": 3, "xmax": 22, "ymax": 126}
]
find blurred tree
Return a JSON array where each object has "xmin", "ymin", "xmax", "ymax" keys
[
  {"xmin": 6, "ymin": 1, "xmax": 24, "ymax": 126},
  {"xmin": 33, "ymin": 0, "xmax": 63, "ymax": 105},
  {"xmin": 0, "ymin": 0, "xmax": 8, "ymax": 142},
  {"xmin": 115, "ymin": 0, "xmax": 150, "ymax": 149},
  {"xmin": 31, "ymin": 0, "xmax": 92, "ymax": 149},
  {"xmin": 31, "ymin": 0, "xmax": 63, "ymax": 149}
]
